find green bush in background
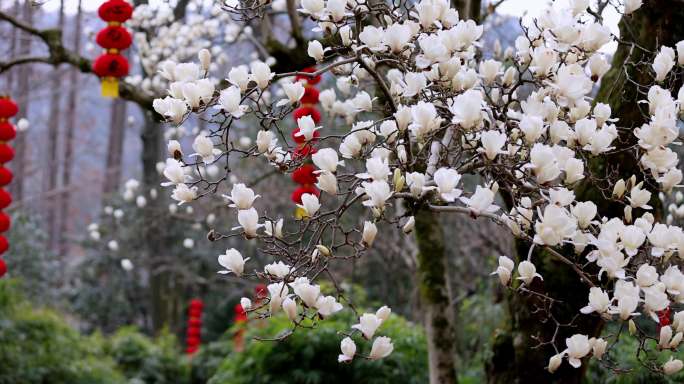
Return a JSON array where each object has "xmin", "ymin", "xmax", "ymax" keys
[{"xmin": 207, "ymin": 312, "xmax": 428, "ymax": 384}]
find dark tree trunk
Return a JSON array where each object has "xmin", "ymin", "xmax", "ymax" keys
[
  {"xmin": 140, "ymin": 109, "xmax": 182, "ymax": 333},
  {"xmin": 487, "ymin": 1, "xmax": 684, "ymax": 383},
  {"xmin": 46, "ymin": 0, "xmax": 64, "ymax": 250},
  {"xmin": 11, "ymin": 0, "xmax": 32, "ymax": 202},
  {"xmin": 415, "ymin": 209, "xmax": 458, "ymax": 384},
  {"xmin": 57, "ymin": 0, "xmax": 82, "ymax": 255},
  {"xmin": 102, "ymin": 98, "xmax": 127, "ymax": 194}
]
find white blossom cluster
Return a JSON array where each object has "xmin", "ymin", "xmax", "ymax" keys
[{"xmin": 153, "ymin": 0, "xmax": 684, "ymax": 374}]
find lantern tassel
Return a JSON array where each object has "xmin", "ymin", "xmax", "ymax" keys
[{"xmin": 101, "ymin": 77, "xmax": 119, "ymax": 98}]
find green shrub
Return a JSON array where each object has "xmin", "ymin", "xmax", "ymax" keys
[
  {"xmin": 0, "ymin": 279, "xmax": 123, "ymax": 384},
  {"xmin": 207, "ymin": 312, "xmax": 428, "ymax": 384}
]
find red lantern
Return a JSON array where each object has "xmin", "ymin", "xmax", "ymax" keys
[
  {"xmin": 293, "ymin": 145, "xmax": 317, "ymax": 160},
  {"xmin": 0, "ymin": 258, "xmax": 6, "ymax": 278},
  {"xmin": 0, "ymin": 98, "xmax": 18, "ymax": 119},
  {"xmin": 0, "ymin": 168, "xmax": 13, "ymax": 186},
  {"xmin": 98, "ymin": 0, "xmax": 133, "ymax": 23},
  {"xmin": 293, "ymin": 106, "xmax": 321, "ymax": 124},
  {"xmin": 93, "ymin": 54, "xmax": 130, "ymax": 78},
  {"xmin": 295, "ymin": 67, "xmax": 322, "ymax": 85},
  {"xmin": 0, "ymin": 189, "xmax": 11, "ymax": 209},
  {"xmin": 190, "ymin": 298, "xmax": 204, "ymax": 309},
  {"xmin": 0, "ymin": 212, "xmax": 10, "ymax": 233},
  {"xmin": 292, "ymin": 164, "xmax": 318, "ymax": 185},
  {"xmin": 0, "ymin": 122, "xmax": 16, "ymax": 141},
  {"xmin": 301, "ymin": 86, "xmax": 320, "ymax": 104},
  {"xmin": 291, "ymin": 185, "xmax": 320, "ymax": 204},
  {"xmin": 96, "ymin": 26, "xmax": 132, "ymax": 50},
  {"xmin": 187, "ymin": 326, "xmax": 201, "ymax": 337},
  {"xmin": 0, "ymin": 144, "xmax": 14, "ymax": 163},
  {"xmin": 0, "ymin": 236, "xmax": 8, "ymax": 255}
]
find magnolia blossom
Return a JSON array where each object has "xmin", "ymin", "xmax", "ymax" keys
[
  {"xmin": 216, "ymin": 86, "xmax": 247, "ymax": 118},
  {"xmin": 517, "ymin": 260, "xmax": 542, "ymax": 285},
  {"xmin": 434, "ymin": 167, "xmax": 462, "ymax": 202},
  {"xmin": 312, "ymin": 148, "xmax": 344, "ymax": 173},
  {"xmin": 369, "ymin": 337, "xmax": 394, "ymax": 360},
  {"xmin": 295, "ymin": 115, "xmax": 321, "ymax": 142},
  {"xmin": 362, "ymin": 221, "xmax": 378, "ymax": 247},
  {"xmin": 663, "ymin": 357, "xmax": 684, "ymax": 375},
  {"xmin": 307, "ymin": 40, "xmax": 325, "ymax": 61},
  {"xmin": 162, "ymin": 158, "xmax": 187, "ymax": 186},
  {"xmin": 191, "ymin": 134, "xmax": 221, "ymax": 164},
  {"xmin": 580, "ymin": 287, "xmax": 610, "ymax": 316},
  {"xmin": 234, "ymin": 207, "xmax": 261, "ymax": 238},
  {"xmin": 224, "ymin": 183, "xmax": 259, "ymax": 210},
  {"xmin": 491, "ymin": 255, "xmax": 515, "ymax": 286},
  {"xmin": 565, "ymin": 334, "xmax": 591, "ymax": 368},
  {"xmin": 298, "ymin": 193, "xmax": 321, "ymax": 217},
  {"xmin": 283, "ymin": 297, "xmax": 298, "ymax": 320},
  {"xmin": 171, "ymin": 184, "xmax": 197, "ymax": 205},
  {"xmin": 250, "ymin": 61, "xmax": 274, "ymax": 89},
  {"xmin": 362, "ymin": 180, "xmax": 393, "ymax": 210},
  {"xmin": 352, "ymin": 313, "xmax": 383, "ymax": 339},
  {"xmin": 460, "ymin": 185, "xmax": 499, "ymax": 216},
  {"xmin": 479, "ymin": 130, "xmax": 506, "ymax": 160},
  {"xmin": 240, "ymin": 297, "xmax": 252, "ymax": 311},
  {"xmin": 218, "ymin": 248, "xmax": 248, "ymax": 276},
  {"xmin": 315, "ymin": 295, "xmax": 343, "ymax": 317},
  {"xmin": 338, "ymin": 337, "xmax": 356, "ymax": 363},
  {"xmin": 280, "ymin": 82, "xmax": 305, "ymax": 106}
]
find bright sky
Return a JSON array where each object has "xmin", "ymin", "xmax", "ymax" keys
[{"xmin": 40, "ymin": 0, "xmax": 622, "ymax": 51}]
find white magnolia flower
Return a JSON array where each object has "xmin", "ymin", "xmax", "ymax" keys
[
  {"xmin": 162, "ymin": 158, "xmax": 187, "ymax": 186},
  {"xmin": 479, "ymin": 130, "xmax": 507, "ymax": 160},
  {"xmin": 300, "ymin": 0, "xmax": 324, "ymax": 16},
  {"xmin": 314, "ymin": 171, "xmax": 336, "ymax": 195},
  {"xmin": 281, "ymin": 82, "xmax": 305, "ymax": 106},
  {"xmin": 362, "ymin": 180, "xmax": 393, "ymax": 210},
  {"xmin": 402, "ymin": 216, "xmax": 415, "ymax": 234},
  {"xmin": 264, "ymin": 218, "xmax": 284, "ymax": 239},
  {"xmin": 449, "ymin": 90, "xmax": 483, "ymax": 130},
  {"xmin": 517, "ymin": 260, "xmax": 542, "ymax": 285},
  {"xmin": 338, "ymin": 337, "xmax": 356, "ymax": 363},
  {"xmin": 298, "ymin": 193, "xmax": 321, "ymax": 217},
  {"xmin": 362, "ymin": 221, "xmax": 378, "ymax": 247},
  {"xmin": 565, "ymin": 334, "xmax": 591, "ymax": 368},
  {"xmin": 548, "ymin": 353, "xmax": 563, "ymax": 373},
  {"xmin": 171, "ymin": 184, "xmax": 197, "ymax": 205},
  {"xmin": 191, "ymin": 134, "xmax": 221, "ymax": 164},
  {"xmin": 295, "ymin": 115, "xmax": 321, "ymax": 142},
  {"xmin": 434, "ymin": 167, "xmax": 462, "ymax": 202},
  {"xmin": 228, "ymin": 66, "xmax": 250, "ymax": 91},
  {"xmin": 307, "ymin": 40, "xmax": 325, "ymax": 61},
  {"xmin": 376, "ymin": 306, "xmax": 391, "ymax": 321},
  {"xmin": 369, "ymin": 337, "xmax": 394, "ymax": 360},
  {"xmin": 663, "ymin": 357, "xmax": 684, "ymax": 375},
  {"xmin": 218, "ymin": 248, "xmax": 249, "ymax": 276},
  {"xmin": 265, "ymin": 261, "xmax": 291, "ymax": 278},
  {"xmin": 653, "ymin": 46, "xmax": 676, "ymax": 82},
  {"xmin": 108, "ymin": 240, "xmax": 119, "ymax": 251},
  {"xmin": 460, "ymin": 185, "xmax": 499, "ymax": 215},
  {"xmin": 283, "ymin": 297, "xmax": 298, "ymax": 320},
  {"xmin": 268, "ymin": 282, "xmax": 289, "ymax": 312},
  {"xmin": 580, "ymin": 287, "xmax": 611, "ymax": 316},
  {"xmin": 224, "ymin": 183, "xmax": 260, "ymax": 210},
  {"xmin": 491, "ymin": 255, "xmax": 515, "ymax": 285},
  {"xmin": 250, "ymin": 61, "xmax": 274, "ymax": 89},
  {"xmin": 293, "ymin": 281, "xmax": 321, "ymax": 307},
  {"xmin": 315, "ymin": 295, "xmax": 343, "ymax": 317},
  {"xmin": 624, "ymin": 0, "xmax": 642, "ymax": 14},
  {"xmin": 234, "ymin": 207, "xmax": 261, "ymax": 238},
  {"xmin": 352, "ymin": 313, "xmax": 383, "ymax": 339},
  {"xmin": 216, "ymin": 86, "xmax": 247, "ymax": 118},
  {"xmin": 312, "ymin": 148, "xmax": 344, "ymax": 173},
  {"xmin": 240, "ymin": 297, "xmax": 252, "ymax": 311}
]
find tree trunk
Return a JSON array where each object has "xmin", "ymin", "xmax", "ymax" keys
[
  {"xmin": 140, "ymin": 110, "xmax": 182, "ymax": 333},
  {"xmin": 415, "ymin": 209, "xmax": 458, "ymax": 384},
  {"xmin": 487, "ymin": 1, "xmax": 684, "ymax": 382},
  {"xmin": 10, "ymin": 0, "xmax": 33, "ymax": 202},
  {"xmin": 102, "ymin": 98, "xmax": 127, "ymax": 194},
  {"xmin": 46, "ymin": 0, "xmax": 64, "ymax": 250},
  {"xmin": 57, "ymin": 0, "xmax": 82, "ymax": 255}
]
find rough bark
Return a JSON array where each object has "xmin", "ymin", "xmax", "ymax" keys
[
  {"xmin": 415, "ymin": 209, "xmax": 458, "ymax": 384},
  {"xmin": 57, "ymin": 0, "xmax": 82, "ymax": 255},
  {"xmin": 487, "ymin": 2, "xmax": 684, "ymax": 383},
  {"xmin": 10, "ymin": 0, "xmax": 32, "ymax": 202},
  {"xmin": 46, "ymin": 0, "xmax": 64, "ymax": 250},
  {"xmin": 102, "ymin": 98, "xmax": 127, "ymax": 194}
]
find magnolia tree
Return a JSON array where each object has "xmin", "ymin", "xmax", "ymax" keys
[{"xmin": 151, "ymin": 0, "xmax": 684, "ymax": 381}]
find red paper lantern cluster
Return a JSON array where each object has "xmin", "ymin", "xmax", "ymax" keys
[
  {"xmin": 185, "ymin": 298, "xmax": 203, "ymax": 355},
  {"xmin": 290, "ymin": 68, "xmax": 324, "ymax": 217},
  {"xmin": 0, "ymin": 96, "xmax": 16, "ymax": 278},
  {"xmin": 93, "ymin": 0, "xmax": 133, "ymax": 98}
]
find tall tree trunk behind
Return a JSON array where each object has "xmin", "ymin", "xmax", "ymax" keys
[
  {"xmin": 102, "ymin": 99, "xmax": 127, "ymax": 194},
  {"xmin": 415, "ymin": 209, "xmax": 458, "ymax": 384},
  {"xmin": 140, "ymin": 110, "xmax": 182, "ymax": 333},
  {"xmin": 46, "ymin": 0, "xmax": 64, "ymax": 250},
  {"xmin": 57, "ymin": 0, "xmax": 83, "ymax": 255},
  {"xmin": 11, "ymin": 0, "xmax": 33, "ymax": 202},
  {"xmin": 487, "ymin": 2, "xmax": 684, "ymax": 383}
]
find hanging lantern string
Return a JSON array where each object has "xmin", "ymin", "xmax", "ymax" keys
[{"xmin": 93, "ymin": 0, "xmax": 133, "ymax": 98}]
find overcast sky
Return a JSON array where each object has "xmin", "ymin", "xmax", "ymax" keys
[{"xmin": 35, "ymin": 0, "xmax": 621, "ymax": 52}]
